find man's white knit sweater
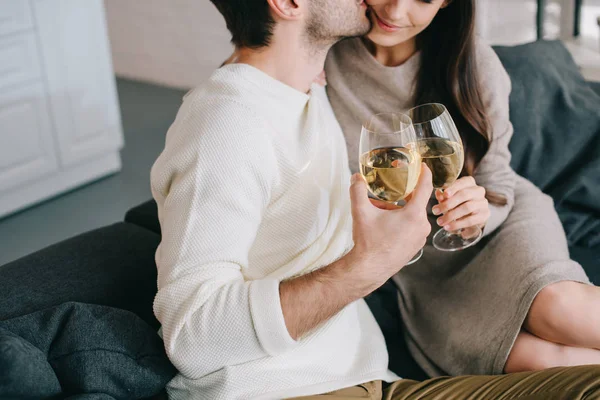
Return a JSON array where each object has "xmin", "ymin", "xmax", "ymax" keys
[{"xmin": 151, "ymin": 64, "xmax": 396, "ymax": 400}]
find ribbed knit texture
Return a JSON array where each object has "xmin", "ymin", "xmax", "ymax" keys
[{"xmin": 151, "ymin": 64, "xmax": 396, "ymax": 400}]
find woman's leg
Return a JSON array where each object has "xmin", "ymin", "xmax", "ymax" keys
[
  {"xmin": 524, "ymin": 282, "xmax": 600, "ymax": 350},
  {"xmin": 505, "ymin": 331, "xmax": 600, "ymax": 373}
]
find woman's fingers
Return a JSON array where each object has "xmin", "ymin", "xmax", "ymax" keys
[
  {"xmin": 314, "ymin": 70, "xmax": 327, "ymax": 86},
  {"xmin": 443, "ymin": 211, "xmax": 488, "ymax": 232},
  {"xmin": 437, "ymin": 199, "xmax": 489, "ymax": 228},
  {"xmin": 433, "ymin": 186, "xmax": 484, "ymax": 215},
  {"xmin": 442, "ymin": 176, "xmax": 477, "ymax": 198}
]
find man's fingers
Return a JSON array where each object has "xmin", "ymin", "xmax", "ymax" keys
[
  {"xmin": 370, "ymin": 198, "xmax": 403, "ymax": 210},
  {"xmin": 349, "ymin": 174, "xmax": 371, "ymax": 219},
  {"xmin": 406, "ymin": 164, "xmax": 433, "ymax": 210}
]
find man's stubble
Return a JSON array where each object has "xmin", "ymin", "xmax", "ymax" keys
[{"xmin": 305, "ymin": 0, "xmax": 371, "ymax": 49}]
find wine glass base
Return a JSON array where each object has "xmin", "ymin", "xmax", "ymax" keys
[
  {"xmin": 405, "ymin": 248, "xmax": 424, "ymax": 265},
  {"xmin": 432, "ymin": 226, "xmax": 483, "ymax": 252}
]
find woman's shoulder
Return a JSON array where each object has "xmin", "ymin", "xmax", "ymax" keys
[
  {"xmin": 473, "ymin": 38, "xmax": 511, "ymax": 85},
  {"xmin": 328, "ymin": 37, "xmax": 361, "ymax": 59},
  {"xmin": 326, "ymin": 37, "xmax": 363, "ymax": 73}
]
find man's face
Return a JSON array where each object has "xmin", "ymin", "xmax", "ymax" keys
[{"xmin": 305, "ymin": 0, "xmax": 371, "ymax": 45}]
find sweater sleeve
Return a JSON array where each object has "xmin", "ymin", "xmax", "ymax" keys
[
  {"xmin": 473, "ymin": 42, "xmax": 517, "ymax": 236},
  {"xmin": 150, "ymin": 98, "xmax": 297, "ymax": 380}
]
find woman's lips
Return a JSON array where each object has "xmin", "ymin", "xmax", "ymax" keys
[{"xmin": 373, "ymin": 11, "xmax": 401, "ymax": 32}]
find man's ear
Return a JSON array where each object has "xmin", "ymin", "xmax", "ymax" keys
[{"xmin": 267, "ymin": 0, "xmax": 303, "ymax": 21}]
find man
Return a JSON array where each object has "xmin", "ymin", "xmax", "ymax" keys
[{"xmin": 150, "ymin": 0, "xmax": 600, "ymax": 399}]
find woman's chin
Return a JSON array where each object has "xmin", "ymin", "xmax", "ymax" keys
[{"xmin": 365, "ymin": 31, "xmax": 407, "ymax": 48}]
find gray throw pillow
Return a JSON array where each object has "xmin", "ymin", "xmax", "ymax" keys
[
  {"xmin": 0, "ymin": 302, "xmax": 176, "ymax": 399},
  {"xmin": 0, "ymin": 328, "xmax": 61, "ymax": 399}
]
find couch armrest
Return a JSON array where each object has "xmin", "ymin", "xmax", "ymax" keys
[
  {"xmin": 0, "ymin": 223, "xmax": 161, "ymax": 328},
  {"xmin": 125, "ymin": 200, "xmax": 161, "ymax": 236}
]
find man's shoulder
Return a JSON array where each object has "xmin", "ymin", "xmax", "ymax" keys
[
  {"xmin": 163, "ymin": 68, "xmax": 276, "ymax": 160},
  {"xmin": 182, "ymin": 69, "xmax": 261, "ymax": 122}
]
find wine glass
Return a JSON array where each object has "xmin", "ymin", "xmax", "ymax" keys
[
  {"xmin": 407, "ymin": 103, "xmax": 483, "ymax": 251},
  {"xmin": 359, "ymin": 112, "xmax": 423, "ymax": 265}
]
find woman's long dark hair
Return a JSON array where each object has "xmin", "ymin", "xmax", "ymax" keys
[{"xmin": 414, "ymin": 0, "xmax": 506, "ymax": 205}]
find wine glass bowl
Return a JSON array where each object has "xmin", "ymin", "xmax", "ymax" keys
[{"xmin": 359, "ymin": 112, "xmax": 424, "ymax": 264}]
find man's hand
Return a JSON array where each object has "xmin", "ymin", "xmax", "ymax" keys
[
  {"xmin": 432, "ymin": 176, "xmax": 490, "ymax": 232},
  {"xmin": 280, "ymin": 164, "xmax": 432, "ymax": 340},
  {"xmin": 346, "ymin": 163, "xmax": 433, "ymax": 294}
]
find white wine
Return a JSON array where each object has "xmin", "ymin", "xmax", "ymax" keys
[
  {"xmin": 418, "ymin": 138, "xmax": 464, "ymax": 189},
  {"xmin": 360, "ymin": 145, "xmax": 421, "ymax": 203}
]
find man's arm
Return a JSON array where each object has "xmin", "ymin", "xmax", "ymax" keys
[
  {"xmin": 280, "ymin": 167, "xmax": 434, "ymax": 340},
  {"xmin": 280, "ymin": 256, "xmax": 362, "ymax": 340}
]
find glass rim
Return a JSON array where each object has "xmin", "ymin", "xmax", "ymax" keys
[
  {"xmin": 361, "ymin": 112, "xmax": 414, "ymax": 136},
  {"xmin": 407, "ymin": 103, "xmax": 448, "ymax": 126}
]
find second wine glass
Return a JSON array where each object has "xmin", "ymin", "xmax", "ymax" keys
[
  {"xmin": 359, "ymin": 112, "xmax": 423, "ymax": 265},
  {"xmin": 407, "ymin": 103, "xmax": 483, "ymax": 252}
]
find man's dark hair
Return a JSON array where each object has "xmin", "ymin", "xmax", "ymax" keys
[{"xmin": 210, "ymin": 0, "xmax": 275, "ymax": 48}]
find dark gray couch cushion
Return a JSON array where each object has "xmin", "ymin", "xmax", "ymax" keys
[{"xmin": 0, "ymin": 222, "xmax": 161, "ymax": 329}]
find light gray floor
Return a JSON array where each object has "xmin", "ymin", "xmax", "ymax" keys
[{"xmin": 0, "ymin": 79, "xmax": 186, "ymax": 266}]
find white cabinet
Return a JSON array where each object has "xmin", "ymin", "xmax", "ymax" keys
[
  {"xmin": 0, "ymin": 1, "xmax": 33, "ymax": 36},
  {"xmin": 0, "ymin": 0, "xmax": 124, "ymax": 218},
  {"xmin": 0, "ymin": 83, "xmax": 58, "ymax": 193}
]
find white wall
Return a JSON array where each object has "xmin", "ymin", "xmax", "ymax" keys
[{"xmin": 104, "ymin": 0, "xmax": 233, "ymax": 89}]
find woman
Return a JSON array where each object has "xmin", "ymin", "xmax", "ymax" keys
[{"xmin": 325, "ymin": 0, "xmax": 600, "ymax": 376}]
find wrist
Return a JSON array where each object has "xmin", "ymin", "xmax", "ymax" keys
[{"xmin": 335, "ymin": 250, "xmax": 381, "ymax": 298}]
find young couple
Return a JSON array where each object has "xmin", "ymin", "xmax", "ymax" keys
[{"xmin": 150, "ymin": 0, "xmax": 600, "ymax": 399}]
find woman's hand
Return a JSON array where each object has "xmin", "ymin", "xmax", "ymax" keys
[
  {"xmin": 313, "ymin": 70, "xmax": 327, "ymax": 86},
  {"xmin": 432, "ymin": 176, "xmax": 490, "ymax": 232},
  {"xmin": 221, "ymin": 50, "xmax": 239, "ymax": 66}
]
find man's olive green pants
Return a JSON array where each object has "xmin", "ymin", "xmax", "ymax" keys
[{"xmin": 293, "ymin": 366, "xmax": 600, "ymax": 400}]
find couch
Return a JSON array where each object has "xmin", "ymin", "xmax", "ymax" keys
[{"xmin": 0, "ymin": 40, "xmax": 599, "ymax": 398}]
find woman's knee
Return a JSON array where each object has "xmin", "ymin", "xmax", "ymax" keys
[{"xmin": 526, "ymin": 282, "xmax": 584, "ymax": 332}]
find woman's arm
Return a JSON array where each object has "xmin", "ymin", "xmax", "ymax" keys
[
  {"xmin": 472, "ymin": 42, "xmax": 517, "ymax": 236},
  {"xmin": 432, "ymin": 43, "xmax": 516, "ymax": 236}
]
